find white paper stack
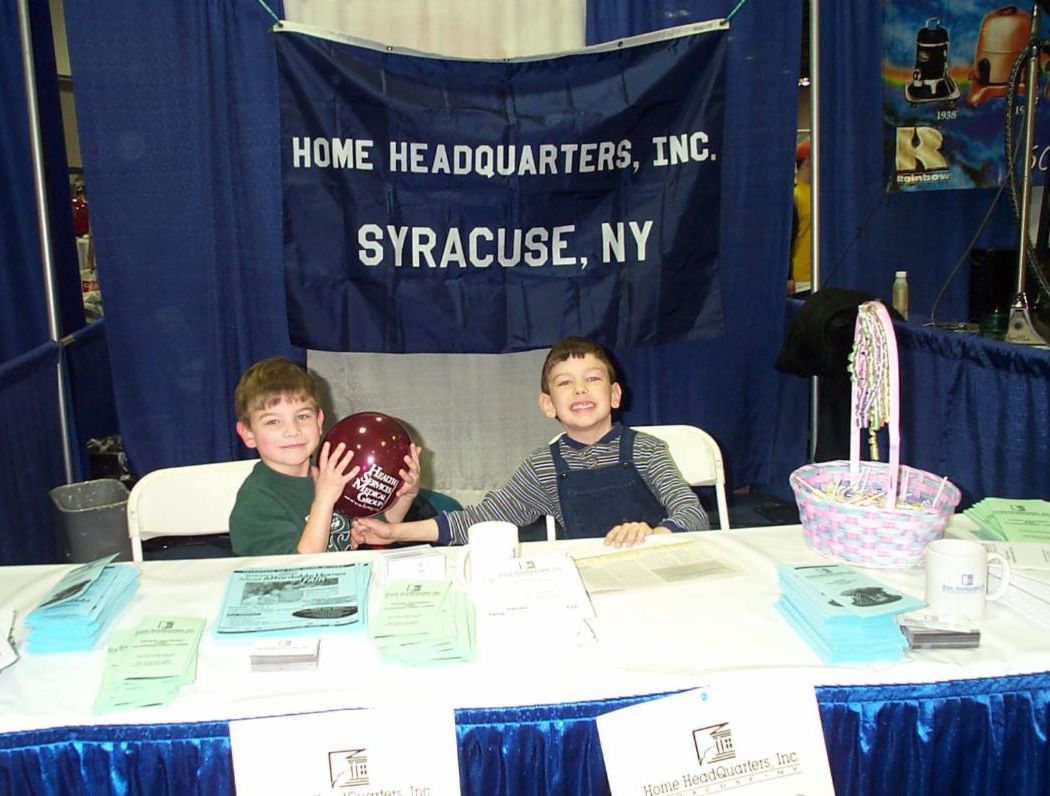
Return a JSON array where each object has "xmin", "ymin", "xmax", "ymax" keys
[
  {"xmin": 375, "ymin": 545, "xmax": 447, "ymax": 582},
  {"xmin": 994, "ymin": 570, "xmax": 1050, "ymax": 629},
  {"xmin": 472, "ymin": 554, "xmax": 597, "ymax": 648},
  {"xmin": 250, "ymin": 638, "xmax": 320, "ymax": 671}
]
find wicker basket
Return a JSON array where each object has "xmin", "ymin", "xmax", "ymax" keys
[
  {"xmin": 790, "ymin": 301, "xmax": 961, "ymax": 568},
  {"xmin": 790, "ymin": 460, "xmax": 960, "ymax": 568}
]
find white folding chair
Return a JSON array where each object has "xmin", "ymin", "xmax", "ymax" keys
[
  {"xmin": 126, "ymin": 459, "xmax": 258, "ymax": 561},
  {"xmin": 543, "ymin": 424, "xmax": 731, "ymax": 539},
  {"xmin": 633, "ymin": 425, "xmax": 730, "ymax": 531}
]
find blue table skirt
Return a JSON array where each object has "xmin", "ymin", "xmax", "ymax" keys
[{"xmin": 2, "ymin": 673, "xmax": 1049, "ymax": 795}]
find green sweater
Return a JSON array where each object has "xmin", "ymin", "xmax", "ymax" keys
[{"xmin": 229, "ymin": 461, "xmax": 350, "ymax": 556}]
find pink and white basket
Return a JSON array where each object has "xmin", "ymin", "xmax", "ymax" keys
[{"xmin": 789, "ymin": 301, "xmax": 961, "ymax": 568}]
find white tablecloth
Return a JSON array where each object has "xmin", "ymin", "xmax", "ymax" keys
[{"xmin": 1, "ymin": 521, "xmax": 1046, "ymax": 735}]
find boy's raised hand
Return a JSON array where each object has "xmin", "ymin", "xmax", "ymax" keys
[
  {"xmin": 604, "ymin": 522, "xmax": 671, "ymax": 548},
  {"xmin": 395, "ymin": 443, "xmax": 422, "ymax": 499},
  {"xmin": 311, "ymin": 440, "xmax": 360, "ymax": 509}
]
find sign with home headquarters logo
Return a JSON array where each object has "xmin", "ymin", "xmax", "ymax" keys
[
  {"xmin": 883, "ymin": 2, "xmax": 1050, "ymax": 192},
  {"xmin": 596, "ymin": 674, "xmax": 833, "ymax": 796},
  {"xmin": 229, "ymin": 707, "xmax": 460, "ymax": 795}
]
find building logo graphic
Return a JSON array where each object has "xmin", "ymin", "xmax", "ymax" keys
[
  {"xmin": 693, "ymin": 721, "xmax": 735, "ymax": 765},
  {"xmin": 329, "ymin": 748, "xmax": 369, "ymax": 788}
]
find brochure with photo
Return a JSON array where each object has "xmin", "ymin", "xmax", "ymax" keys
[{"xmin": 214, "ymin": 563, "xmax": 370, "ymax": 638}]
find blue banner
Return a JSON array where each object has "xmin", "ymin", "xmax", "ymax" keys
[{"xmin": 275, "ymin": 21, "xmax": 727, "ymax": 353}]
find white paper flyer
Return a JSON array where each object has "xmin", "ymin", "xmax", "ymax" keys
[
  {"xmin": 597, "ymin": 671, "xmax": 834, "ymax": 796},
  {"xmin": 229, "ymin": 704, "xmax": 460, "ymax": 796}
]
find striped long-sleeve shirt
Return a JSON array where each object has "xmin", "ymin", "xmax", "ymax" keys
[{"xmin": 435, "ymin": 424, "xmax": 709, "ymax": 545}]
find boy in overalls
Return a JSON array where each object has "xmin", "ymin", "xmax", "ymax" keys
[{"xmin": 352, "ymin": 337, "xmax": 708, "ymax": 548}]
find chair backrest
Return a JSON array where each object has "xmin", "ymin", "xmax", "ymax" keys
[
  {"xmin": 543, "ymin": 424, "xmax": 730, "ymax": 539},
  {"xmin": 126, "ymin": 459, "xmax": 258, "ymax": 561},
  {"xmin": 632, "ymin": 425, "xmax": 730, "ymax": 531}
]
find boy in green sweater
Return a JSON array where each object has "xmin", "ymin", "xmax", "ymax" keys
[{"xmin": 229, "ymin": 357, "xmax": 420, "ymax": 555}]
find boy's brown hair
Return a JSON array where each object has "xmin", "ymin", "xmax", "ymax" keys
[
  {"xmin": 235, "ymin": 357, "xmax": 319, "ymax": 424},
  {"xmin": 540, "ymin": 336, "xmax": 617, "ymax": 393}
]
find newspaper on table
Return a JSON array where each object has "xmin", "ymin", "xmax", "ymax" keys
[
  {"xmin": 572, "ymin": 540, "xmax": 741, "ymax": 595},
  {"xmin": 213, "ymin": 563, "xmax": 370, "ymax": 638},
  {"xmin": 23, "ymin": 554, "xmax": 139, "ymax": 653}
]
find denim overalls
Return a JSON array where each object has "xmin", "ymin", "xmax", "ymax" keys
[{"xmin": 550, "ymin": 428, "xmax": 665, "ymax": 539}]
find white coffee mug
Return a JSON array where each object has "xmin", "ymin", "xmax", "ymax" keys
[
  {"xmin": 455, "ymin": 521, "xmax": 520, "ymax": 586},
  {"xmin": 924, "ymin": 539, "xmax": 1010, "ymax": 620}
]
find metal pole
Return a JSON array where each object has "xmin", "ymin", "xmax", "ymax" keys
[
  {"xmin": 808, "ymin": 0, "xmax": 822, "ymax": 461},
  {"xmin": 1005, "ymin": 4, "xmax": 1050, "ymax": 346},
  {"xmin": 17, "ymin": 0, "xmax": 75, "ymax": 483},
  {"xmin": 1015, "ymin": 7, "xmax": 1039, "ymax": 298}
]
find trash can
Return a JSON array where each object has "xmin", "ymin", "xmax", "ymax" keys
[{"xmin": 49, "ymin": 478, "xmax": 132, "ymax": 562}]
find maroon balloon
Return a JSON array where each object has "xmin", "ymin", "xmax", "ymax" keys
[{"xmin": 322, "ymin": 412, "xmax": 412, "ymax": 518}]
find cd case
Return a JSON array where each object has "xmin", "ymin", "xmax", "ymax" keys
[{"xmin": 899, "ymin": 613, "xmax": 981, "ymax": 649}]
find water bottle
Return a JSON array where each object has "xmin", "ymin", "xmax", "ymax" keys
[{"xmin": 891, "ymin": 271, "xmax": 909, "ymax": 320}]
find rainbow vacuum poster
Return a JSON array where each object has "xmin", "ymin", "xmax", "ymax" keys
[{"xmin": 884, "ymin": 2, "xmax": 1050, "ymax": 192}]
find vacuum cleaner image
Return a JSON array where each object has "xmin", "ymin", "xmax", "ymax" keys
[
  {"xmin": 904, "ymin": 17, "xmax": 961, "ymax": 105},
  {"xmin": 967, "ymin": 5, "xmax": 1032, "ymax": 106}
]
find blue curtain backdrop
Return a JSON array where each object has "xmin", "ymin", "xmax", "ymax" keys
[
  {"xmin": 587, "ymin": 1, "xmax": 800, "ymax": 488},
  {"xmin": 0, "ymin": 0, "xmax": 49, "ymax": 361},
  {"xmin": 0, "ymin": 345, "xmax": 65, "ymax": 564},
  {"xmin": 0, "ymin": 0, "xmax": 84, "ymax": 362},
  {"xmin": 61, "ymin": 0, "xmax": 296, "ymax": 479},
  {"xmin": 0, "ymin": 0, "xmax": 94, "ymax": 565}
]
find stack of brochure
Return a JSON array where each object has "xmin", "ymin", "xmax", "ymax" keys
[
  {"xmin": 94, "ymin": 616, "xmax": 206, "ymax": 713},
  {"xmin": 213, "ymin": 563, "xmax": 370, "ymax": 639},
  {"xmin": 369, "ymin": 580, "xmax": 475, "ymax": 664},
  {"xmin": 24, "ymin": 556, "xmax": 139, "ymax": 653},
  {"xmin": 964, "ymin": 498, "xmax": 1050, "ymax": 543},
  {"xmin": 775, "ymin": 564, "xmax": 923, "ymax": 664}
]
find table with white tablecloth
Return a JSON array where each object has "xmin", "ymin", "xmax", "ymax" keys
[{"xmin": 1, "ymin": 523, "xmax": 1048, "ymax": 794}]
